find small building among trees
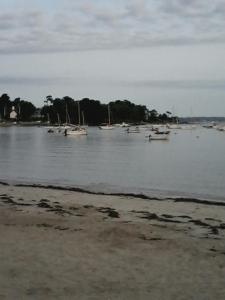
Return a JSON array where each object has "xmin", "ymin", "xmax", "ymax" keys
[{"xmin": 10, "ymin": 106, "xmax": 17, "ymax": 120}]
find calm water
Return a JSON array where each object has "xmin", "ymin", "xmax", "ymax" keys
[{"xmin": 0, "ymin": 126, "xmax": 225, "ymax": 201}]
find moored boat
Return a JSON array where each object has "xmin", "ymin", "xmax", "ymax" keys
[
  {"xmin": 99, "ymin": 104, "xmax": 114, "ymax": 130},
  {"xmin": 148, "ymin": 134, "xmax": 169, "ymax": 141},
  {"xmin": 126, "ymin": 127, "xmax": 140, "ymax": 133},
  {"xmin": 166, "ymin": 124, "xmax": 182, "ymax": 129},
  {"xmin": 99, "ymin": 124, "xmax": 114, "ymax": 130},
  {"xmin": 120, "ymin": 122, "xmax": 129, "ymax": 127},
  {"xmin": 65, "ymin": 126, "xmax": 87, "ymax": 136}
]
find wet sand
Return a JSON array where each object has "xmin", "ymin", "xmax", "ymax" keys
[{"xmin": 0, "ymin": 183, "xmax": 225, "ymax": 299}]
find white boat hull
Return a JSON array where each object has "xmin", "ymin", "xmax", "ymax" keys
[
  {"xmin": 66, "ymin": 127, "xmax": 87, "ymax": 136},
  {"xmin": 167, "ymin": 124, "xmax": 182, "ymax": 129},
  {"xmin": 149, "ymin": 135, "xmax": 169, "ymax": 141},
  {"xmin": 99, "ymin": 125, "xmax": 114, "ymax": 130}
]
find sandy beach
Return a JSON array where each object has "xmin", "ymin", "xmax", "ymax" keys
[{"xmin": 0, "ymin": 182, "xmax": 225, "ymax": 299}]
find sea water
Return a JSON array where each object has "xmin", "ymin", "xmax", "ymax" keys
[{"xmin": 0, "ymin": 125, "xmax": 225, "ymax": 201}]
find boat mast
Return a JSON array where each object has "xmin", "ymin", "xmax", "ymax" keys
[
  {"xmin": 77, "ymin": 101, "xmax": 81, "ymax": 126},
  {"xmin": 65, "ymin": 103, "xmax": 68, "ymax": 124},
  {"xmin": 66, "ymin": 103, "xmax": 71, "ymax": 124},
  {"xmin": 108, "ymin": 104, "xmax": 111, "ymax": 125},
  {"xmin": 17, "ymin": 104, "xmax": 21, "ymax": 121},
  {"xmin": 47, "ymin": 113, "xmax": 50, "ymax": 124},
  {"xmin": 82, "ymin": 111, "xmax": 85, "ymax": 126},
  {"xmin": 4, "ymin": 106, "xmax": 7, "ymax": 119},
  {"xmin": 57, "ymin": 113, "xmax": 60, "ymax": 125}
]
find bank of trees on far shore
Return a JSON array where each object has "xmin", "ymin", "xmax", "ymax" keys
[
  {"xmin": 0, "ymin": 93, "xmax": 178, "ymax": 124},
  {"xmin": 0, "ymin": 93, "xmax": 36, "ymax": 122}
]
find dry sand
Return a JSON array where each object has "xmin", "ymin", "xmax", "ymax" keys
[{"xmin": 0, "ymin": 183, "xmax": 225, "ymax": 300}]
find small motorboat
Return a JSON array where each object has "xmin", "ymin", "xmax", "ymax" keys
[
  {"xmin": 127, "ymin": 127, "xmax": 140, "ymax": 133},
  {"xmin": 47, "ymin": 129, "xmax": 54, "ymax": 133},
  {"xmin": 120, "ymin": 122, "xmax": 130, "ymax": 127},
  {"xmin": 166, "ymin": 124, "xmax": 182, "ymax": 129},
  {"xmin": 154, "ymin": 129, "xmax": 170, "ymax": 135},
  {"xmin": 217, "ymin": 126, "xmax": 225, "ymax": 132},
  {"xmin": 149, "ymin": 134, "xmax": 169, "ymax": 141}
]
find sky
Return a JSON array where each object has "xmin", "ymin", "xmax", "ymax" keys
[{"xmin": 0, "ymin": 0, "xmax": 225, "ymax": 116}]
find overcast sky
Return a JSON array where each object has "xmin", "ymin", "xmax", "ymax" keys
[{"xmin": 0, "ymin": 0, "xmax": 225, "ymax": 116}]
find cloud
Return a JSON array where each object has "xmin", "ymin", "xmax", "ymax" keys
[
  {"xmin": 1, "ymin": 75, "xmax": 224, "ymax": 92},
  {"xmin": 0, "ymin": 0, "xmax": 225, "ymax": 54},
  {"xmin": 0, "ymin": 76, "xmax": 72, "ymax": 85},
  {"xmin": 161, "ymin": 0, "xmax": 225, "ymax": 18},
  {"xmin": 121, "ymin": 79, "xmax": 225, "ymax": 90}
]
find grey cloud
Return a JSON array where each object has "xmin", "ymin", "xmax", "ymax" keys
[
  {"xmin": 78, "ymin": 3, "xmax": 127, "ymax": 28},
  {"xmin": 20, "ymin": 11, "xmax": 44, "ymax": 28},
  {"xmin": 1, "ymin": 33, "xmax": 225, "ymax": 55},
  {"xmin": 3, "ymin": 75, "xmax": 223, "ymax": 90},
  {"xmin": 0, "ymin": 76, "xmax": 73, "ymax": 86},
  {"xmin": 125, "ymin": 0, "xmax": 150, "ymax": 19},
  {"xmin": 0, "ymin": 0, "xmax": 225, "ymax": 54},
  {"xmin": 161, "ymin": 0, "xmax": 225, "ymax": 18},
  {"xmin": 0, "ymin": 13, "xmax": 17, "ymax": 30},
  {"xmin": 122, "ymin": 79, "xmax": 225, "ymax": 90},
  {"xmin": 0, "ymin": 10, "xmax": 44, "ymax": 32}
]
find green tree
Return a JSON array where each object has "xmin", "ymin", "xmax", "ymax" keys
[
  {"xmin": 19, "ymin": 101, "xmax": 36, "ymax": 121},
  {"xmin": 0, "ymin": 93, "xmax": 11, "ymax": 120}
]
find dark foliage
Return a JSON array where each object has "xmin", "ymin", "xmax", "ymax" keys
[
  {"xmin": 0, "ymin": 94, "xmax": 36, "ymax": 121},
  {"xmin": 40, "ymin": 96, "xmax": 175, "ymax": 125},
  {"xmin": 0, "ymin": 93, "xmax": 177, "ymax": 124}
]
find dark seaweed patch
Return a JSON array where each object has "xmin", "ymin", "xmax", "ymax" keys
[
  {"xmin": 97, "ymin": 207, "xmax": 120, "ymax": 218},
  {"xmin": 37, "ymin": 202, "xmax": 52, "ymax": 209}
]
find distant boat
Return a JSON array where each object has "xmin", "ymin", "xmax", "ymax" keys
[
  {"xmin": 46, "ymin": 105, "xmax": 73, "ymax": 133},
  {"xmin": 65, "ymin": 126, "xmax": 87, "ymax": 136},
  {"xmin": 149, "ymin": 134, "xmax": 169, "ymax": 141},
  {"xmin": 120, "ymin": 122, "xmax": 129, "ymax": 128},
  {"xmin": 180, "ymin": 125, "xmax": 197, "ymax": 130},
  {"xmin": 216, "ymin": 125, "xmax": 225, "ymax": 131},
  {"xmin": 99, "ymin": 125, "xmax": 114, "ymax": 130},
  {"xmin": 154, "ymin": 129, "xmax": 170, "ymax": 135},
  {"xmin": 202, "ymin": 122, "xmax": 215, "ymax": 129},
  {"xmin": 126, "ymin": 126, "xmax": 140, "ymax": 133},
  {"xmin": 166, "ymin": 124, "xmax": 182, "ymax": 129},
  {"xmin": 66, "ymin": 101, "xmax": 87, "ymax": 136},
  {"xmin": 99, "ymin": 104, "xmax": 114, "ymax": 130}
]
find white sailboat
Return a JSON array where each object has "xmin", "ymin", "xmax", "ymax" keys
[
  {"xmin": 66, "ymin": 101, "xmax": 87, "ymax": 136},
  {"xmin": 99, "ymin": 104, "xmax": 114, "ymax": 130}
]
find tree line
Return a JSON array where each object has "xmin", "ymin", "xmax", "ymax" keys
[
  {"xmin": 0, "ymin": 94, "xmax": 36, "ymax": 122},
  {"xmin": 0, "ymin": 93, "xmax": 177, "ymax": 124}
]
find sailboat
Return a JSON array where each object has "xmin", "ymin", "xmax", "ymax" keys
[
  {"xmin": 99, "ymin": 104, "xmax": 114, "ymax": 130},
  {"xmin": 66, "ymin": 101, "xmax": 87, "ymax": 136},
  {"xmin": 62, "ymin": 103, "xmax": 73, "ymax": 129}
]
